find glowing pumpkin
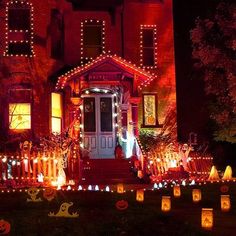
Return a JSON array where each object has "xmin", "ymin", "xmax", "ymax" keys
[
  {"xmin": 115, "ymin": 200, "xmax": 128, "ymax": 210},
  {"xmin": 0, "ymin": 219, "xmax": 11, "ymax": 235},
  {"xmin": 220, "ymin": 185, "xmax": 229, "ymax": 193},
  {"xmin": 43, "ymin": 188, "xmax": 56, "ymax": 201}
]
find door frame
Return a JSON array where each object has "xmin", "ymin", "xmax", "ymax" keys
[{"xmin": 81, "ymin": 91, "xmax": 117, "ymax": 159}]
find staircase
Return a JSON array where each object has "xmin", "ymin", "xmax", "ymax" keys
[{"xmin": 80, "ymin": 159, "xmax": 141, "ymax": 184}]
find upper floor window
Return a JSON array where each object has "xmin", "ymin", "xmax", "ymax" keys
[
  {"xmin": 4, "ymin": 1, "xmax": 34, "ymax": 57},
  {"xmin": 140, "ymin": 25, "xmax": 157, "ymax": 69},
  {"xmin": 80, "ymin": 20, "xmax": 105, "ymax": 63}
]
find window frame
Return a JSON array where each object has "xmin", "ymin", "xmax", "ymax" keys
[
  {"xmin": 80, "ymin": 19, "xmax": 105, "ymax": 63},
  {"xmin": 140, "ymin": 25, "xmax": 157, "ymax": 69},
  {"xmin": 51, "ymin": 92, "xmax": 63, "ymax": 134},
  {"xmin": 4, "ymin": 1, "xmax": 34, "ymax": 57}
]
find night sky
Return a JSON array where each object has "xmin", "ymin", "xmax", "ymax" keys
[{"xmin": 173, "ymin": 0, "xmax": 222, "ymax": 142}]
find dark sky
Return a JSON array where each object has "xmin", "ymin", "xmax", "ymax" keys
[{"xmin": 173, "ymin": 0, "xmax": 221, "ymax": 142}]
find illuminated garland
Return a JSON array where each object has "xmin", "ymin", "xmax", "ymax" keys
[
  {"xmin": 140, "ymin": 25, "xmax": 157, "ymax": 69},
  {"xmin": 4, "ymin": 1, "xmax": 34, "ymax": 57},
  {"xmin": 56, "ymin": 52, "xmax": 157, "ymax": 91},
  {"xmin": 80, "ymin": 19, "xmax": 105, "ymax": 65}
]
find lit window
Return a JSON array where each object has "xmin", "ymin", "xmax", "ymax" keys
[
  {"xmin": 51, "ymin": 93, "xmax": 62, "ymax": 134},
  {"xmin": 9, "ymin": 103, "xmax": 31, "ymax": 130},
  {"xmin": 140, "ymin": 25, "xmax": 157, "ymax": 68},
  {"xmin": 81, "ymin": 20, "xmax": 105, "ymax": 63},
  {"xmin": 4, "ymin": 1, "xmax": 34, "ymax": 56}
]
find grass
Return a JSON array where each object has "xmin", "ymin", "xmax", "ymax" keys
[{"xmin": 0, "ymin": 182, "xmax": 235, "ymax": 236}]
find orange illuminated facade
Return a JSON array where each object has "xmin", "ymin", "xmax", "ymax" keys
[{"xmin": 0, "ymin": 0, "xmax": 176, "ymax": 158}]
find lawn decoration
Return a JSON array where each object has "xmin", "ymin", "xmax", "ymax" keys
[
  {"xmin": 208, "ymin": 166, "xmax": 220, "ymax": 181},
  {"xmin": 136, "ymin": 189, "xmax": 144, "ymax": 202},
  {"xmin": 115, "ymin": 200, "xmax": 128, "ymax": 210},
  {"xmin": 27, "ymin": 187, "xmax": 42, "ymax": 202},
  {"xmin": 222, "ymin": 166, "xmax": 232, "ymax": 180},
  {"xmin": 0, "ymin": 219, "xmax": 10, "ymax": 235},
  {"xmin": 43, "ymin": 188, "xmax": 56, "ymax": 201},
  {"xmin": 220, "ymin": 185, "xmax": 229, "ymax": 193},
  {"xmin": 117, "ymin": 183, "xmax": 124, "ymax": 194},
  {"xmin": 173, "ymin": 185, "xmax": 181, "ymax": 198},
  {"xmin": 221, "ymin": 195, "xmax": 230, "ymax": 212},
  {"xmin": 192, "ymin": 189, "xmax": 201, "ymax": 203},
  {"xmin": 161, "ymin": 196, "xmax": 171, "ymax": 212},
  {"xmin": 201, "ymin": 208, "xmax": 213, "ymax": 230},
  {"xmin": 48, "ymin": 202, "xmax": 79, "ymax": 218}
]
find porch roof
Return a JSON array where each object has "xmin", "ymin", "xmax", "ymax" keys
[{"xmin": 55, "ymin": 53, "xmax": 157, "ymax": 91}]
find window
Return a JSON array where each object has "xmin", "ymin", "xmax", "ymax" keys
[
  {"xmin": 9, "ymin": 103, "xmax": 31, "ymax": 130},
  {"xmin": 81, "ymin": 20, "xmax": 105, "ymax": 63},
  {"xmin": 142, "ymin": 93, "xmax": 160, "ymax": 128},
  {"xmin": 51, "ymin": 9, "xmax": 64, "ymax": 59},
  {"xmin": 140, "ymin": 25, "xmax": 157, "ymax": 68},
  {"xmin": 51, "ymin": 93, "xmax": 62, "ymax": 134},
  {"xmin": 4, "ymin": 1, "xmax": 34, "ymax": 56}
]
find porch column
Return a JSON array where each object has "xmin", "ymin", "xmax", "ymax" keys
[
  {"xmin": 130, "ymin": 97, "xmax": 141, "ymax": 137},
  {"xmin": 70, "ymin": 96, "xmax": 83, "ymax": 182},
  {"xmin": 120, "ymin": 104, "xmax": 129, "ymax": 156}
]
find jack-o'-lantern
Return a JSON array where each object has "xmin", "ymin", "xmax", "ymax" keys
[
  {"xmin": 0, "ymin": 219, "xmax": 11, "ymax": 235},
  {"xmin": 43, "ymin": 188, "xmax": 56, "ymax": 201},
  {"xmin": 220, "ymin": 185, "xmax": 229, "ymax": 193},
  {"xmin": 115, "ymin": 200, "xmax": 128, "ymax": 210}
]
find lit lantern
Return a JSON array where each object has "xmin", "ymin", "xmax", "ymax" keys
[
  {"xmin": 173, "ymin": 185, "xmax": 181, "ymax": 198},
  {"xmin": 201, "ymin": 208, "xmax": 213, "ymax": 230},
  {"xmin": 136, "ymin": 189, "xmax": 144, "ymax": 202},
  {"xmin": 222, "ymin": 166, "xmax": 233, "ymax": 180},
  {"xmin": 117, "ymin": 183, "xmax": 124, "ymax": 194},
  {"xmin": 192, "ymin": 189, "xmax": 201, "ymax": 203},
  {"xmin": 208, "ymin": 166, "xmax": 220, "ymax": 181},
  {"xmin": 221, "ymin": 195, "xmax": 231, "ymax": 212},
  {"xmin": 161, "ymin": 196, "xmax": 171, "ymax": 212}
]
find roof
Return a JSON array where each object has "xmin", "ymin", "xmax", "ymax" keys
[{"xmin": 56, "ymin": 52, "xmax": 157, "ymax": 91}]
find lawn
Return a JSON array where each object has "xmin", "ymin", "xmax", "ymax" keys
[{"xmin": 0, "ymin": 182, "xmax": 235, "ymax": 236}]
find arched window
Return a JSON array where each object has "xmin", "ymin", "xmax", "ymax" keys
[{"xmin": 4, "ymin": 1, "xmax": 34, "ymax": 57}]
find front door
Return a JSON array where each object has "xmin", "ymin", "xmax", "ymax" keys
[{"xmin": 82, "ymin": 94, "xmax": 116, "ymax": 158}]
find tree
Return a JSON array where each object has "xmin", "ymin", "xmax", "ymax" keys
[{"xmin": 191, "ymin": 1, "xmax": 236, "ymax": 143}]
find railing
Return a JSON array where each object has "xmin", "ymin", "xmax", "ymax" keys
[{"xmin": 0, "ymin": 152, "xmax": 79, "ymax": 186}]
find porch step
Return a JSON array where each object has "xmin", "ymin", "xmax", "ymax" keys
[{"xmin": 81, "ymin": 159, "xmax": 142, "ymax": 184}]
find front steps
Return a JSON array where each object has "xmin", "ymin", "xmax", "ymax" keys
[{"xmin": 80, "ymin": 159, "xmax": 141, "ymax": 184}]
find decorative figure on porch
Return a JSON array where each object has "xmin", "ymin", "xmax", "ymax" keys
[
  {"xmin": 27, "ymin": 187, "xmax": 42, "ymax": 202},
  {"xmin": 115, "ymin": 142, "xmax": 124, "ymax": 159},
  {"xmin": 178, "ymin": 143, "xmax": 192, "ymax": 171},
  {"xmin": 48, "ymin": 202, "xmax": 79, "ymax": 218}
]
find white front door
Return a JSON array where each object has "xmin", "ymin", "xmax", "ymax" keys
[{"xmin": 82, "ymin": 94, "xmax": 116, "ymax": 158}]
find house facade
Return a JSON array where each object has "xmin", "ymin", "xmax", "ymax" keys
[{"xmin": 0, "ymin": 0, "xmax": 176, "ymax": 159}]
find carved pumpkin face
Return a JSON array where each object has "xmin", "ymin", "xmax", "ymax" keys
[
  {"xmin": 220, "ymin": 185, "xmax": 229, "ymax": 193},
  {"xmin": 43, "ymin": 188, "xmax": 56, "ymax": 201},
  {"xmin": 115, "ymin": 200, "xmax": 128, "ymax": 210},
  {"xmin": 0, "ymin": 219, "xmax": 11, "ymax": 235},
  {"xmin": 28, "ymin": 187, "xmax": 40, "ymax": 197}
]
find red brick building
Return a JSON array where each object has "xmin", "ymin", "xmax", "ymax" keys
[{"xmin": 0, "ymin": 0, "xmax": 176, "ymax": 159}]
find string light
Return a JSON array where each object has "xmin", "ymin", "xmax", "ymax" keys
[
  {"xmin": 4, "ymin": 1, "xmax": 35, "ymax": 57},
  {"xmin": 140, "ymin": 25, "xmax": 157, "ymax": 69},
  {"xmin": 80, "ymin": 19, "xmax": 105, "ymax": 64},
  {"xmin": 55, "ymin": 53, "xmax": 156, "ymax": 91}
]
